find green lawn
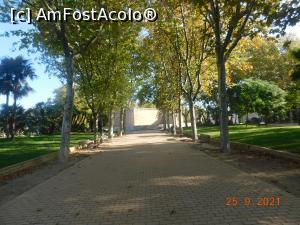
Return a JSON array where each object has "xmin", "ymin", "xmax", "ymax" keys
[
  {"xmin": 0, "ymin": 133, "xmax": 93, "ymax": 168},
  {"xmin": 184, "ymin": 125, "xmax": 300, "ymax": 154}
]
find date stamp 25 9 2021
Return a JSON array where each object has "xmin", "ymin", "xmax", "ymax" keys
[{"xmin": 226, "ymin": 196, "xmax": 281, "ymax": 207}]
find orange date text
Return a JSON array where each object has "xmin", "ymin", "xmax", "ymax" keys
[{"xmin": 226, "ymin": 196, "xmax": 280, "ymax": 207}]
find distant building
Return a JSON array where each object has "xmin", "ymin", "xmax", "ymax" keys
[
  {"xmin": 114, "ymin": 108, "xmax": 163, "ymax": 132},
  {"xmin": 114, "ymin": 107, "xmax": 184, "ymax": 132}
]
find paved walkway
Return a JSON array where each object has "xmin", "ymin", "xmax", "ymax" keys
[{"xmin": 0, "ymin": 131, "xmax": 299, "ymax": 225}]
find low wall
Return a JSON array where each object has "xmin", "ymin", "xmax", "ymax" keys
[
  {"xmin": 0, "ymin": 152, "xmax": 57, "ymax": 180},
  {"xmin": 0, "ymin": 144, "xmax": 92, "ymax": 180}
]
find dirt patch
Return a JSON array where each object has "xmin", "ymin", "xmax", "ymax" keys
[
  {"xmin": 195, "ymin": 142, "xmax": 300, "ymax": 198},
  {"xmin": 0, "ymin": 153, "xmax": 89, "ymax": 206}
]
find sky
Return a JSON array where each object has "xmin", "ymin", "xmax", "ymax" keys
[
  {"xmin": 0, "ymin": 21, "xmax": 300, "ymax": 109},
  {"xmin": 0, "ymin": 22, "xmax": 62, "ymax": 109}
]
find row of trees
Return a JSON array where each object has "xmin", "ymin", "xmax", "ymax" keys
[
  {"xmin": 144, "ymin": 0, "xmax": 300, "ymax": 152},
  {"xmin": 0, "ymin": 85, "xmax": 111, "ymax": 136},
  {"xmin": 0, "ymin": 0, "xmax": 299, "ymax": 161},
  {"xmin": 1, "ymin": 0, "xmax": 154, "ymax": 162}
]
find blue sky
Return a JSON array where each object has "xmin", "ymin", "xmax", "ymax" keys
[
  {"xmin": 0, "ymin": 22, "xmax": 300, "ymax": 109},
  {"xmin": 0, "ymin": 22, "xmax": 62, "ymax": 108}
]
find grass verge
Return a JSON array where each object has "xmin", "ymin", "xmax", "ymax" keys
[
  {"xmin": 183, "ymin": 125, "xmax": 300, "ymax": 154},
  {"xmin": 0, "ymin": 133, "xmax": 93, "ymax": 168}
]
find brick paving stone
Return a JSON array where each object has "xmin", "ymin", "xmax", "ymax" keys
[{"xmin": 0, "ymin": 131, "xmax": 299, "ymax": 225}]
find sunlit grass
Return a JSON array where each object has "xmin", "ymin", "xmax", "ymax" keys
[
  {"xmin": 183, "ymin": 125, "xmax": 300, "ymax": 154},
  {"xmin": 0, "ymin": 133, "xmax": 93, "ymax": 168}
]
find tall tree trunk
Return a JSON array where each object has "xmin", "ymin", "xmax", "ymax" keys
[
  {"xmin": 11, "ymin": 94, "xmax": 17, "ymax": 140},
  {"xmin": 59, "ymin": 54, "xmax": 74, "ymax": 162},
  {"xmin": 289, "ymin": 110, "xmax": 293, "ymax": 123},
  {"xmin": 99, "ymin": 111, "xmax": 104, "ymax": 137},
  {"xmin": 246, "ymin": 111, "xmax": 249, "ymax": 128},
  {"xmin": 108, "ymin": 106, "xmax": 114, "ymax": 139},
  {"xmin": 5, "ymin": 93, "xmax": 10, "ymax": 139},
  {"xmin": 178, "ymin": 97, "xmax": 183, "ymax": 135},
  {"xmin": 163, "ymin": 110, "xmax": 167, "ymax": 130},
  {"xmin": 166, "ymin": 111, "xmax": 170, "ymax": 132},
  {"xmin": 119, "ymin": 108, "xmax": 124, "ymax": 136},
  {"xmin": 206, "ymin": 110, "xmax": 210, "ymax": 124},
  {"xmin": 172, "ymin": 110, "xmax": 176, "ymax": 135},
  {"xmin": 188, "ymin": 99, "xmax": 198, "ymax": 141},
  {"xmin": 217, "ymin": 55, "xmax": 230, "ymax": 152},
  {"xmin": 184, "ymin": 112, "xmax": 188, "ymax": 128},
  {"xmin": 297, "ymin": 107, "xmax": 300, "ymax": 125},
  {"xmin": 92, "ymin": 110, "xmax": 98, "ymax": 143},
  {"xmin": 123, "ymin": 109, "xmax": 126, "ymax": 134}
]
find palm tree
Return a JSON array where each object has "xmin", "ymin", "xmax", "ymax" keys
[
  {"xmin": 0, "ymin": 57, "xmax": 14, "ymax": 138},
  {"xmin": 0, "ymin": 56, "xmax": 36, "ymax": 139}
]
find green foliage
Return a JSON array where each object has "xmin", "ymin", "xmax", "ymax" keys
[
  {"xmin": 25, "ymin": 101, "xmax": 63, "ymax": 135},
  {"xmin": 0, "ymin": 105, "xmax": 27, "ymax": 134},
  {"xmin": 136, "ymin": 84, "xmax": 155, "ymax": 106},
  {"xmin": 0, "ymin": 56, "xmax": 36, "ymax": 138},
  {"xmin": 229, "ymin": 37, "xmax": 294, "ymax": 88},
  {"xmin": 286, "ymin": 84, "xmax": 300, "ymax": 109},
  {"xmin": 229, "ymin": 79, "xmax": 287, "ymax": 123},
  {"xmin": 0, "ymin": 56, "xmax": 36, "ymax": 99},
  {"xmin": 290, "ymin": 48, "xmax": 300, "ymax": 82},
  {"xmin": 52, "ymin": 86, "xmax": 91, "ymax": 131}
]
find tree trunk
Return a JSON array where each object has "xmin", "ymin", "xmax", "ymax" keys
[
  {"xmin": 123, "ymin": 109, "xmax": 126, "ymax": 134},
  {"xmin": 163, "ymin": 110, "xmax": 167, "ymax": 130},
  {"xmin": 289, "ymin": 110, "xmax": 293, "ymax": 123},
  {"xmin": 99, "ymin": 111, "xmax": 104, "ymax": 137},
  {"xmin": 11, "ymin": 94, "xmax": 17, "ymax": 140},
  {"xmin": 108, "ymin": 106, "xmax": 114, "ymax": 139},
  {"xmin": 5, "ymin": 93, "xmax": 10, "ymax": 139},
  {"xmin": 206, "ymin": 110, "xmax": 210, "ymax": 124},
  {"xmin": 119, "ymin": 108, "xmax": 124, "ymax": 136},
  {"xmin": 184, "ymin": 112, "xmax": 188, "ymax": 128},
  {"xmin": 178, "ymin": 97, "xmax": 183, "ymax": 135},
  {"xmin": 246, "ymin": 109, "xmax": 249, "ymax": 128},
  {"xmin": 59, "ymin": 54, "xmax": 74, "ymax": 162},
  {"xmin": 172, "ymin": 110, "xmax": 176, "ymax": 135},
  {"xmin": 188, "ymin": 99, "xmax": 198, "ymax": 141},
  {"xmin": 80, "ymin": 113, "xmax": 86, "ymax": 128},
  {"xmin": 297, "ymin": 107, "xmax": 300, "ymax": 125},
  {"xmin": 217, "ymin": 55, "xmax": 230, "ymax": 152},
  {"xmin": 166, "ymin": 111, "xmax": 170, "ymax": 132},
  {"xmin": 92, "ymin": 110, "xmax": 98, "ymax": 143}
]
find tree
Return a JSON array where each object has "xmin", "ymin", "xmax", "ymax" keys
[
  {"xmin": 10, "ymin": 57, "xmax": 35, "ymax": 139},
  {"xmin": 0, "ymin": 56, "xmax": 35, "ymax": 139},
  {"xmin": 286, "ymin": 84, "xmax": 300, "ymax": 124},
  {"xmin": 199, "ymin": 0, "xmax": 281, "ymax": 152},
  {"xmin": 0, "ymin": 57, "xmax": 14, "ymax": 138},
  {"xmin": 0, "ymin": 105, "xmax": 26, "ymax": 136},
  {"xmin": 1, "ymin": 0, "xmax": 108, "ymax": 161},
  {"xmin": 74, "ymin": 19, "xmax": 142, "ymax": 139},
  {"xmin": 229, "ymin": 79, "xmax": 287, "ymax": 124},
  {"xmin": 228, "ymin": 36, "xmax": 294, "ymax": 89},
  {"xmin": 151, "ymin": 1, "xmax": 213, "ymax": 140},
  {"xmin": 290, "ymin": 48, "xmax": 300, "ymax": 82},
  {"xmin": 287, "ymin": 47, "xmax": 300, "ymax": 124},
  {"xmin": 52, "ymin": 86, "xmax": 91, "ymax": 132},
  {"xmin": 26, "ymin": 101, "xmax": 63, "ymax": 135}
]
